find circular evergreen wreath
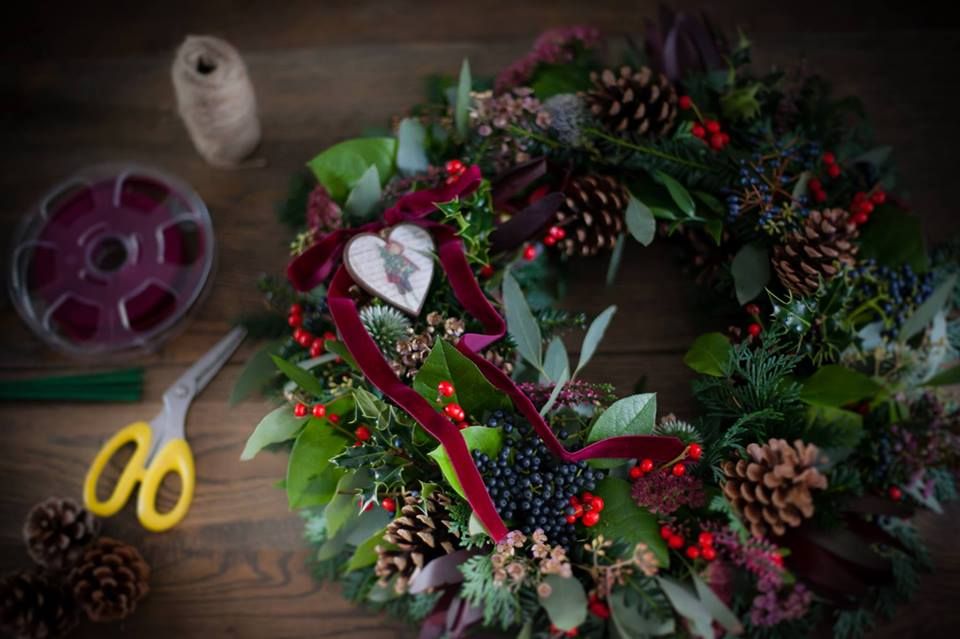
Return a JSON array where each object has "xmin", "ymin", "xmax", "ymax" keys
[{"xmin": 239, "ymin": 15, "xmax": 960, "ymax": 639}]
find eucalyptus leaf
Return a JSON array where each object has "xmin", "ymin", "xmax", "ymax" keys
[
  {"xmin": 396, "ymin": 118, "xmax": 429, "ymax": 175},
  {"xmin": 731, "ymin": 243, "xmax": 770, "ymax": 304},
  {"xmin": 924, "ymin": 364, "xmax": 960, "ymax": 387},
  {"xmin": 271, "ymin": 354, "xmax": 327, "ymax": 397},
  {"xmin": 539, "ymin": 368, "xmax": 570, "ymax": 417},
  {"xmin": 656, "ymin": 576, "xmax": 714, "ymax": 639},
  {"xmin": 575, "ymin": 305, "xmax": 616, "ymax": 377},
  {"xmin": 587, "ymin": 393, "xmax": 657, "ymax": 443},
  {"xmin": 468, "ymin": 512, "xmax": 488, "ymax": 538},
  {"xmin": 503, "ymin": 271, "xmax": 543, "ymax": 370},
  {"xmin": 241, "ymin": 405, "xmax": 305, "ymax": 461},
  {"xmin": 286, "ymin": 421, "xmax": 349, "ymax": 509},
  {"xmin": 791, "ymin": 171, "xmax": 811, "ymax": 202},
  {"xmin": 539, "ymin": 575, "xmax": 587, "ymax": 631},
  {"xmin": 799, "ymin": 364, "xmax": 881, "ymax": 407},
  {"xmin": 455, "ymin": 59, "xmax": 472, "ymax": 137},
  {"xmin": 307, "ymin": 137, "xmax": 397, "ymax": 201},
  {"xmin": 609, "ymin": 589, "xmax": 675, "ymax": 637},
  {"xmin": 427, "ymin": 427, "xmax": 503, "ymax": 498},
  {"xmin": 625, "ymin": 193, "xmax": 656, "ymax": 246},
  {"xmin": 692, "ymin": 574, "xmax": 744, "ymax": 634},
  {"xmin": 655, "ymin": 170, "xmax": 695, "ymax": 217},
  {"xmin": 606, "ymin": 234, "xmax": 626, "ymax": 286},
  {"xmin": 683, "ymin": 332, "xmax": 731, "ymax": 377},
  {"xmin": 900, "ymin": 274, "xmax": 956, "ymax": 341},
  {"xmin": 542, "ymin": 337, "xmax": 570, "ymax": 384},
  {"xmin": 230, "ymin": 340, "xmax": 282, "ymax": 405},
  {"xmin": 413, "ymin": 340, "xmax": 512, "ymax": 417},
  {"xmin": 343, "ymin": 164, "xmax": 381, "ymax": 221},
  {"xmin": 594, "ymin": 478, "xmax": 668, "ymax": 565}
]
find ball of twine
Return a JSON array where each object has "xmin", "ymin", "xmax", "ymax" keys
[{"xmin": 171, "ymin": 35, "xmax": 262, "ymax": 168}]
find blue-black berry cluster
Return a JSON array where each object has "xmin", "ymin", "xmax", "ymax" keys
[
  {"xmin": 852, "ymin": 259, "xmax": 935, "ymax": 338},
  {"xmin": 471, "ymin": 410, "xmax": 604, "ymax": 548}
]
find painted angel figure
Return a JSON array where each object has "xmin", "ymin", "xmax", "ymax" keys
[{"xmin": 379, "ymin": 239, "xmax": 419, "ymax": 295}]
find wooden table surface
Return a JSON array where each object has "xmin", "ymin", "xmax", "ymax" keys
[{"xmin": 2, "ymin": 2, "xmax": 959, "ymax": 637}]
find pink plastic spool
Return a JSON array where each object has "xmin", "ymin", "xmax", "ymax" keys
[{"xmin": 8, "ymin": 164, "xmax": 215, "ymax": 357}]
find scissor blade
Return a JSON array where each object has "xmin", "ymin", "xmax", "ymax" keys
[{"xmin": 171, "ymin": 326, "xmax": 248, "ymax": 400}]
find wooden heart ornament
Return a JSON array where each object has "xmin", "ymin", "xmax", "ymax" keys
[{"xmin": 343, "ymin": 224, "xmax": 435, "ymax": 316}]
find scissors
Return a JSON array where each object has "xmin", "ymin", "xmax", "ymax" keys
[{"xmin": 83, "ymin": 327, "xmax": 246, "ymax": 532}]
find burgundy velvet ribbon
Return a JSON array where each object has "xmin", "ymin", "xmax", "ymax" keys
[{"xmin": 290, "ymin": 166, "xmax": 685, "ymax": 541}]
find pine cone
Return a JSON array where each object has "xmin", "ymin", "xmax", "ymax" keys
[
  {"xmin": 556, "ymin": 175, "xmax": 628, "ymax": 257},
  {"xmin": 23, "ymin": 497, "xmax": 100, "ymax": 573},
  {"xmin": 586, "ymin": 66, "xmax": 678, "ymax": 138},
  {"xmin": 69, "ymin": 538, "xmax": 150, "ymax": 623},
  {"xmin": 772, "ymin": 208, "xmax": 859, "ymax": 297},
  {"xmin": 722, "ymin": 439, "xmax": 828, "ymax": 538},
  {"xmin": 0, "ymin": 570, "xmax": 78, "ymax": 639},
  {"xmin": 375, "ymin": 492, "xmax": 459, "ymax": 594},
  {"xmin": 393, "ymin": 332, "xmax": 435, "ymax": 378}
]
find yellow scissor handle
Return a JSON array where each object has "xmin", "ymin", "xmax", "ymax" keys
[{"xmin": 83, "ymin": 421, "xmax": 196, "ymax": 532}]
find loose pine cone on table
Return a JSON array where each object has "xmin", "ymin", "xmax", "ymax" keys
[
  {"xmin": 69, "ymin": 537, "xmax": 150, "ymax": 623},
  {"xmin": 556, "ymin": 175, "xmax": 628, "ymax": 257},
  {"xmin": 772, "ymin": 208, "xmax": 859, "ymax": 297},
  {"xmin": 0, "ymin": 570, "xmax": 78, "ymax": 639},
  {"xmin": 23, "ymin": 497, "xmax": 100, "ymax": 573},
  {"xmin": 722, "ymin": 439, "xmax": 828, "ymax": 538},
  {"xmin": 586, "ymin": 66, "xmax": 678, "ymax": 138},
  {"xmin": 375, "ymin": 492, "xmax": 459, "ymax": 594}
]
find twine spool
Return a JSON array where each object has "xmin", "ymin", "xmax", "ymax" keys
[{"xmin": 171, "ymin": 35, "xmax": 262, "ymax": 168}]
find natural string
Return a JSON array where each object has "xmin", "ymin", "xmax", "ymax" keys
[{"xmin": 171, "ymin": 35, "xmax": 265, "ymax": 168}]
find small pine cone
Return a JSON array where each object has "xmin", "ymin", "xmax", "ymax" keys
[
  {"xmin": 23, "ymin": 497, "xmax": 100, "ymax": 573},
  {"xmin": 586, "ymin": 66, "xmax": 678, "ymax": 138},
  {"xmin": 482, "ymin": 349, "xmax": 514, "ymax": 376},
  {"xmin": 772, "ymin": 208, "xmax": 859, "ymax": 297},
  {"xmin": 722, "ymin": 439, "xmax": 828, "ymax": 538},
  {"xmin": 556, "ymin": 175, "xmax": 628, "ymax": 257},
  {"xmin": 0, "ymin": 570, "xmax": 78, "ymax": 639},
  {"xmin": 69, "ymin": 538, "xmax": 150, "ymax": 623},
  {"xmin": 395, "ymin": 333, "xmax": 435, "ymax": 377},
  {"xmin": 375, "ymin": 492, "xmax": 459, "ymax": 594}
]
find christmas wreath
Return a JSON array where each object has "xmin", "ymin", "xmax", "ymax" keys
[{"xmin": 238, "ymin": 12, "xmax": 960, "ymax": 639}]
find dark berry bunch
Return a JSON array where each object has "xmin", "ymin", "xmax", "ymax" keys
[
  {"xmin": 849, "ymin": 260, "xmax": 935, "ymax": 338},
  {"xmin": 472, "ymin": 410, "xmax": 605, "ymax": 548}
]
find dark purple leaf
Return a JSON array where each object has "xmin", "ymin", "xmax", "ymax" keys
[
  {"xmin": 408, "ymin": 550, "xmax": 472, "ymax": 594},
  {"xmin": 492, "ymin": 157, "xmax": 546, "ymax": 208},
  {"xmin": 842, "ymin": 494, "xmax": 915, "ymax": 518},
  {"xmin": 489, "ymin": 192, "xmax": 564, "ymax": 252},
  {"xmin": 445, "ymin": 596, "xmax": 484, "ymax": 638}
]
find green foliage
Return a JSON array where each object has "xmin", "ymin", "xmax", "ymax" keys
[
  {"xmin": 625, "ymin": 192, "xmax": 656, "ymax": 246},
  {"xmin": 241, "ymin": 404, "xmax": 305, "ymax": 461},
  {"xmin": 593, "ymin": 477, "xmax": 668, "ymax": 566},
  {"xmin": 858, "ymin": 205, "xmax": 928, "ymax": 273},
  {"xmin": 799, "ymin": 365, "xmax": 881, "ymax": 408},
  {"xmin": 455, "ymin": 59, "xmax": 472, "ymax": 137},
  {"xmin": 413, "ymin": 340, "xmax": 512, "ymax": 417},
  {"xmin": 230, "ymin": 340, "xmax": 283, "ymax": 405},
  {"xmin": 286, "ymin": 416, "xmax": 350, "ymax": 508},
  {"xmin": 428, "ymin": 427, "xmax": 503, "ymax": 498},
  {"xmin": 271, "ymin": 354, "xmax": 328, "ymax": 398},
  {"xmin": 684, "ymin": 332, "xmax": 732, "ymax": 377},
  {"xmin": 307, "ymin": 137, "xmax": 397, "ymax": 201},
  {"xmin": 587, "ymin": 394, "xmax": 657, "ymax": 443},
  {"xmin": 459, "ymin": 555, "xmax": 522, "ymax": 630},
  {"xmin": 731, "ymin": 243, "xmax": 770, "ymax": 304},
  {"xmin": 276, "ymin": 171, "xmax": 313, "ymax": 230},
  {"xmin": 359, "ymin": 305, "xmax": 411, "ymax": 355},
  {"xmin": 539, "ymin": 575, "xmax": 587, "ymax": 631},
  {"xmin": 721, "ymin": 83, "xmax": 763, "ymax": 121}
]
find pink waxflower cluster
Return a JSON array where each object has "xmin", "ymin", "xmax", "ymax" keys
[
  {"xmin": 306, "ymin": 184, "xmax": 343, "ymax": 235},
  {"xmin": 495, "ymin": 26, "xmax": 602, "ymax": 93},
  {"xmin": 518, "ymin": 380, "xmax": 616, "ymax": 410},
  {"xmin": 631, "ymin": 468, "xmax": 706, "ymax": 515}
]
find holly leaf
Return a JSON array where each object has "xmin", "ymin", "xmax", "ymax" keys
[
  {"xmin": 731, "ymin": 243, "xmax": 770, "ymax": 304},
  {"xmin": 241, "ymin": 404, "xmax": 305, "ymax": 461},
  {"xmin": 594, "ymin": 477, "xmax": 668, "ymax": 566},
  {"xmin": 307, "ymin": 137, "xmax": 397, "ymax": 201},
  {"xmin": 413, "ymin": 340, "xmax": 512, "ymax": 417},
  {"xmin": 427, "ymin": 427, "xmax": 503, "ymax": 498},
  {"xmin": 800, "ymin": 365, "xmax": 881, "ymax": 407},
  {"xmin": 539, "ymin": 575, "xmax": 587, "ymax": 632},
  {"xmin": 683, "ymin": 332, "xmax": 731, "ymax": 377}
]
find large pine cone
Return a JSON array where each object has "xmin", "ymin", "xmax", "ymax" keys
[
  {"xmin": 375, "ymin": 492, "xmax": 459, "ymax": 594},
  {"xmin": 722, "ymin": 439, "xmax": 828, "ymax": 538},
  {"xmin": 69, "ymin": 538, "xmax": 150, "ymax": 623},
  {"xmin": 23, "ymin": 497, "xmax": 100, "ymax": 573},
  {"xmin": 586, "ymin": 66, "xmax": 678, "ymax": 138},
  {"xmin": 0, "ymin": 570, "xmax": 78, "ymax": 639},
  {"xmin": 556, "ymin": 175, "xmax": 628, "ymax": 257},
  {"xmin": 772, "ymin": 208, "xmax": 859, "ymax": 297}
]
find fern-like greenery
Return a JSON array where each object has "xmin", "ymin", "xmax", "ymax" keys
[{"xmin": 459, "ymin": 555, "xmax": 522, "ymax": 630}]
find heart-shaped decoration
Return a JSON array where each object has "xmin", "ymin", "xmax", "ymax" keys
[{"xmin": 343, "ymin": 224, "xmax": 435, "ymax": 316}]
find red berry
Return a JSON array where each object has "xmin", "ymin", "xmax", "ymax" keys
[
  {"xmin": 688, "ymin": 443, "xmax": 703, "ymax": 461},
  {"xmin": 293, "ymin": 403, "xmax": 307, "ymax": 418},
  {"xmin": 668, "ymin": 535, "xmax": 684, "ymax": 550},
  {"xmin": 698, "ymin": 531, "xmax": 714, "ymax": 547},
  {"xmin": 444, "ymin": 403, "xmax": 466, "ymax": 422},
  {"xmin": 572, "ymin": 504, "xmax": 584, "ymax": 518},
  {"xmin": 861, "ymin": 201, "xmax": 874, "ymax": 214},
  {"xmin": 544, "ymin": 235, "xmax": 557, "ymax": 247},
  {"xmin": 686, "ymin": 546, "xmax": 701, "ymax": 559},
  {"xmin": 629, "ymin": 466, "xmax": 643, "ymax": 480},
  {"xmin": 311, "ymin": 404, "xmax": 326, "ymax": 418},
  {"xmin": 660, "ymin": 525, "xmax": 673, "ymax": 539},
  {"xmin": 853, "ymin": 191, "xmax": 867, "ymax": 202},
  {"xmin": 691, "ymin": 124, "xmax": 706, "ymax": 138},
  {"xmin": 709, "ymin": 133, "xmax": 725, "ymax": 150},
  {"xmin": 821, "ymin": 151, "xmax": 836, "ymax": 165},
  {"xmin": 479, "ymin": 264, "xmax": 495, "ymax": 278},
  {"xmin": 523, "ymin": 244, "xmax": 537, "ymax": 261},
  {"xmin": 445, "ymin": 159, "xmax": 464, "ymax": 175},
  {"xmin": 853, "ymin": 212, "xmax": 869, "ymax": 226},
  {"xmin": 771, "ymin": 553, "xmax": 784, "ymax": 567},
  {"xmin": 565, "ymin": 629, "xmax": 579, "ymax": 638},
  {"xmin": 705, "ymin": 120, "xmax": 721, "ymax": 134},
  {"xmin": 719, "ymin": 132, "xmax": 730, "ymax": 145},
  {"xmin": 293, "ymin": 328, "xmax": 305, "ymax": 341},
  {"xmin": 582, "ymin": 492, "xmax": 594, "ymax": 502},
  {"xmin": 745, "ymin": 303, "xmax": 760, "ymax": 317},
  {"xmin": 672, "ymin": 463, "xmax": 686, "ymax": 477},
  {"xmin": 582, "ymin": 511, "xmax": 601, "ymax": 527},
  {"xmin": 323, "ymin": 331, "xmax": 336, "ymax": 341},
  {"xmin": 437, "ymin": 380, "xmax": 455, "ymax": 397},
  {"xmin": 553, "ymin": 226, "xmax": 566, "ymax": 240},
  {"xmin": 382, "ymin": 497, "xmax": 396, "ymax": 512},
  {"xmin": 640, "ymin": 458, "xmax": 654, "ymax": 473},
  {"xmin": 747, "ymin": 323, "xmax": 762, "ymax": 338},
  {"xmin": 289, "ymin": 304, "xmax": 303, "ymax": 316},
  {"xmin": 827, "ymin": 163, "xmax": 841, "ymax": 178},
  {"xmin": 871, "ymin": 190, "xmax": 886, "ymax": 205},
  {"xmin": 808, "ymin": 178, "xmax": 822, "ymax": 191},
  {"xmin": 309, "ymin": 339, "xmax": 324, "ymax": 358},
  {"xmin": 566, "ymin": 514, "xmax": 577, "ymax": 524},
  {"xmin": 361, "ymin": 500, "xmax": 374, "ymax": 512},
  {"xmin": 589, "ymin": 599, "xmax": 611, "ymax": 619},
  {"xmin": 328, "ymin": 414, "xmax": 340, "ymax": 424},
  {"xmin": 889, "ymin": 486, "xmax": 903, "ymax": 501},
  {"xmin": 569, "ymin": 495, "xmax": 580, "ymax": 506},
  {"xmin": 297, "ymin": 332, "xmax": 313, "ymax": 348},
  {"xmin": 288, "ymin": 314, "xmax": 303, "ymax": 328},
  {"xmin": 678, "ymin": 95, "xmax": 693, "ymax": 110},
  {"xmin": 814, "ymin": 190, "xmax": 828, "ymax": 203},
  {"xmin": 355, "ymin": 425, "xmax": 372, "ymax": 441},
  {"xmin": 702, "ymin": 546, "xmax": 717, "ymax": 561},
  {"xmin": 528, "ymin": 184, "xmax": 550, "ymax": 203},
  {"xmin": 590, "ymin": 496, "xmax": 605, "ymax": 512}
]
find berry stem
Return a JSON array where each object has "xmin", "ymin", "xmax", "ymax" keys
[{"xmin": 584, "ymin": 128, "xmax": 715, "ymax": 172}]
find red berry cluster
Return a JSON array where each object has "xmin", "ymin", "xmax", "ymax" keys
[
  {"xmin": 660, "ymin": 526, "xmax": 717, "ymax": 561},
  {"xmin": 479, "ymin": 264, "xmax": 495, "ymax": 278},
  {"xmin": 294, "ymin": 402, "xmax": 340, "ymax": 426},
  {"xmin": 628, "ymin": 457, "xmax": 655, "ymax": 480},
  {"xmin": 549, "ymin": 624, "xmax": 579, "ymax": 637},
  {"xmin": 692, "ymin": 119, "xmax": 730, "ymax": 151},
  {"xmin": 566, "ymin": 492, "xmax": 604, "ymax": 527},
  {"xmin": 587, "ymin": 594, "xmax": 610, "ymax": 619},
  {"xmin": 542, "ymin": 225, "xmax": 567, "ymax": 247},
  {"xmin": 806, "ymin": 177, "xmax": 828, "ymax": 204},
  {"xmin": 435, "ymin": 381, "xmax": 468, "ymax": 428},
  {"xmin": 849, "ymin": 189, "xmax": 886, "ymax": 226},
  {"xmin": 288, "ymin": 304, "xmax": 337, "ymax": 358},
  {"xmin": 354, "ymin": 425, "xmax": 371, "ymax": 446},
  {"xmin": 522, "ymin": 244, "xmax": 538, "ymax": 261},
  {"xmin": 821, "ymin": 151, "xmax": 841, "ymax": 179},
  {"xmin": 445, "ymin": 159, "xmax": 467, "ymax": 184}
]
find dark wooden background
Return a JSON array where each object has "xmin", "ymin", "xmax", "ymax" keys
[{"xmin": 2, "ymin": 2, "xmax": 958, "ymax": 637}]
